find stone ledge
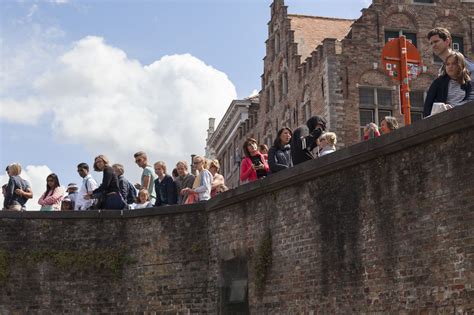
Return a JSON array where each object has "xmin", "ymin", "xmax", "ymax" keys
[
  {"xmin": 1, "ymin": 103, "xmax": 473, "ymax": 219},
  {"xmin": 207, "ymin": 102, "xmax": 474, "ymax": 210},
  {"xmin": 0, "ymin": 203, "xmax": 205, "ymax": 219}
]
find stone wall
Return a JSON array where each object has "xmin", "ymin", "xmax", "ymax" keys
[{"xmin": 1, "ymin": 105, "xmax": 474, "ymax": 313}]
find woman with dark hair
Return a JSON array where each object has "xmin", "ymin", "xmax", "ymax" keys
[
  {"xmin": 240, "ymin": 138, "xmax": 269, "ymax": 184},
  {"xmin": 423, "ymin": 51, "xmax": 474, "ymax": 117},
  {"xmin": 84, "ymin": 155, "xmax": 125, "ymax": 210},
  {"xmin": 38, "ymin": 173, "xmax": 64, "ymax": 211},
  {"xmin": 268, "ymin": 127, "xmax": 293, "ymax": 173}
]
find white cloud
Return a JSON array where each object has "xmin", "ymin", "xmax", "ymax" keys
[
  {"xmin": 0, "ymin": 165, "xmax": 54, "ymax": 211},
  {"xmin": 48, "ymin": 0, "xmax": 69, "ymax": 4},
  {"xmin": 27, "ymin": 4, "xmax": 38, "ymax": 18},
  {"xmin": 248, "ymin": 89, "xmax": 259, "ymax": 98},
  {"xmin": 1, "ymin": 36, "xmax": 237, "ymax": 181}
]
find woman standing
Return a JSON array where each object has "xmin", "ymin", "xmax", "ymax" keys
[
  {"xmin": 240, "ymin": 138, "xmax": 269, "ymax": 183},
  {"xmin": 5, "ymin": 163, "xmax": 32, "ymax": 210},
  {"xmin": 154, "ymin": 161, "xmax": 177, "ymax": 206},
  {"xmin": 181, "ymin": 156, "xmax": 213, "ymax": 202},
  {"xmin": 209, "ymin": 160, "xmax": 228, "ymax": 197},
  {"xmin": 85, "ymin": 155, "xmax": 125, "ymax": 210},
  {"xmin": 268, "ymin": 127, "xmax": 293, "ymax": 173},
  {"xmin": 424, "ymin": 51, "xmax": 474, "ymax": 117},
  {"xmin": 38, "ymin": 173, "xmax": 64, "ymax": 211}
]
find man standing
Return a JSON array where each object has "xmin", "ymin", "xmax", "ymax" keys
[
  {"xmin": 174, "ymin": 161, "xmax": 195, "ymax": 205},
  {"xmin": 75, "ymin": 162, "xmax": 98, "ymax": 210},
  {"xmin": 428, "ymin": 27, "xmax": 474, "ymax": 75},
  {"xmin": 290, "ymin": 115, "xmax": 327, "ymax": 165},
  {"xmin": 134, "ymin": 151, "xmax": 157, "ymax": 204}
]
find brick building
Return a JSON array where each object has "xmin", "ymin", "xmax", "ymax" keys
[{"xmin": 207, "ymin": 0, "xmax": 474, "ymax": 188}]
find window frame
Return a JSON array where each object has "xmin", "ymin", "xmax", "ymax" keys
[{"xmin": 358, "ymin": 86, "xmax": 395, "ymax": 139}]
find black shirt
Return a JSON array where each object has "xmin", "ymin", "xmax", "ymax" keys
[{"xmin": 250, "ymin": 155, "xmax": 267, "ymax": 178}]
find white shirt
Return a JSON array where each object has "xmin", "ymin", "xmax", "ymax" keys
[{"xmin": 75, "ymin": 174, "xmax": 98, "ymax": 210}]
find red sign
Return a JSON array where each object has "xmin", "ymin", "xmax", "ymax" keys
[{"xmin": 381, "ymin": 36, "xmax": 423, "ymax": 125}]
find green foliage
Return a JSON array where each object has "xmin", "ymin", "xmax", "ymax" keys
[
  {"xmin": 189, "ymin": 243, "xmax": 203, "ymax": 254},
  {"xmin": 0, "ymin": 248, "xmax": 135, "ymax": 282},
  {"xmin": 253, "ymin": 229, "xmax": 272, "ymax": 295},
  {"xmin": 0, "ymin": 250, "xmax": 10, "ymax": 282}
]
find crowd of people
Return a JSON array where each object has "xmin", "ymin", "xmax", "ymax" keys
[
  {"xmin": 2, "ymin": 28, "xmax": 473, "ymax": 211},
  {"xmin": 2, "ymin": 153, "xmax": 230, "ymax": 211}
]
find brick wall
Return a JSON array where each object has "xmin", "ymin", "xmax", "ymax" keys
[{"xmin": 1, "ymin": 105, "xmax": 474, "ymax": 313}]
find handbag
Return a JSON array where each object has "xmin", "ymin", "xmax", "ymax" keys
[{"xmin": 184, "ymin": 193, "xmax": 199, "ymax": 204}]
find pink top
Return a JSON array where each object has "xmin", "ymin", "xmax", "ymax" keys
[
  {"xmin": 38, "ymin": 187, "xmax": 64, "ymax": 210},
  {"xmin": 240, "ymin": 153, "xmax": 269, "ymax": 183}
]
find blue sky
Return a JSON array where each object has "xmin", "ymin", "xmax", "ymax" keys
[{"xmin": 0, "ymin": 0, "xmax": 368, "ymax": 208}]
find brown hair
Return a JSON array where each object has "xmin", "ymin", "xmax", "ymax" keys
[
  {"xmin": 242, "ymin": 138, "xmax": 258, "ymax": 157},
  {"xmin": 133, "ymin": 151, "xmax": 147, "ymax": 159},
  {"xmin": 93, "ymin": 155, "xmax": 110, "ymax": 171},
  {"xmin": 427, "ymin": 27, "xmax": 451, "ymax": 43},
  {"xmin": 154, "ymin": 161, "xmax": 167, "ymax": 174},
  {"xmin": 112, "ymin": 163, "xmax": 124, "ymax": 176},
  {"xmin": 446, "ymin": 52, "xmax": 471, "ymax": 85}
]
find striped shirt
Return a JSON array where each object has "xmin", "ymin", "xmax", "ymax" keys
[{"xmin": 446, "ymin": 80, "xmax": 474, "ymax": 106}]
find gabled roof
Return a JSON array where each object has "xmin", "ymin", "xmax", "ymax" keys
[{"xmin": 288, "ymin": 14, "xmax": 354, "ymax": 60}]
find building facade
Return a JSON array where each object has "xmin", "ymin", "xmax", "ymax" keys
[
  {"xmin": 207, "ymin": 0, "xmax": 474, "ymax": 186},
  {"xmin": 206, "ymin": 97, "xmax": 259, "ymax": 189}
]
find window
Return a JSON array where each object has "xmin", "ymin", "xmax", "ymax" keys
[
  {"xmin": 385, "ymin": 30, "xmax": 417, "ymax": 47},
  {"xmin": 274, "ymin": 33, "xmax": 280, "ymax": 55},
  {"xmin": 270, "ymin": 82, "xmax": 275, "ymax": 109},
  {"xmin": 218, "ymin": 258, "xmax": 249, "ymax": 314},
  {"xmin": 359, "ymin": 87, "xmax": 393, "ymax": 140},
  {"xmin": 280, "ymin": 72, "xmax": 288, "ymax": 98},
  {"xmin": 410, "ymin": 90, "xmax": 425, "ymax": 122}
]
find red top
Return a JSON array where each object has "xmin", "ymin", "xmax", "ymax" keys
[
  {"xmin": 363, "ymin": 130, "xmax": 381, "ymax": 141},
  {"xmin": 240, "ymin": 153, "xmax": 269, "ymax": 183}
]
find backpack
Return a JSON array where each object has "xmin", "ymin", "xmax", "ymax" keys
[{"xmin": 125, "ymin": 180, "xmax": 137, "ymax": 204}]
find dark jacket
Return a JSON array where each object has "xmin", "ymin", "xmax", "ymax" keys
[
  {"xmin": 4, "ymin": 176, "xmax": 28, "ymax": 208},
  {"xmin": 93, "ymin": 166, "xmax": 120, "ymax": 196},
  {"xmin": 268, "ymin": 142, "xmax": 293, "ymax": 173},
  {"xmin": 423, "ymin": 74, "xmax": 474, "ymax": 117},
  {"xmin": 175, "ymin": 173, "xmax": 195, "ymax": 205},
  {"xmin": 154, "ymin": 175, "xmax": 177, "ymax": 206}
]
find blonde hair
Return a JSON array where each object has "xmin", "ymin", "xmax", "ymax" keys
[
  {"xmin": 193, "ymin": 155, "xmax": 209, "ymax": 169},
  {"xmin": 320, "ymin": 132, "xmax": 337, "ymax": 146},
  {"xmin": 154, "ymin": 161, "xmax": 167, "ymax": 174},
  {"xmin": 209, "ymin": 159, "xmax": 220, "ymax": 172},
  {"xmin": 8, "ymin": 163, "xmax": 22, "ymax": 176}
]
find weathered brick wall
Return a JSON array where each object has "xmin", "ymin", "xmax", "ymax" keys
[
  {"xmin": 0, "ymin": 105, "xmax": 473, "ymax": 314},
  {"xmin": 0, "ymin": 206, "xmax": 211, "ymax": 314},
  {"xmin": 207, "ymin": 104, "xmax": 474, "ymax": 314}
]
